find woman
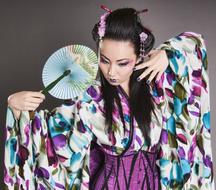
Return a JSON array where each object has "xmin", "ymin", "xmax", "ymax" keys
[{"xmin": 4, "ymin": 7, "xmax": 214, "ymax": 190}]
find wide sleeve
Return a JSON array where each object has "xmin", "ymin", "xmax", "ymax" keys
[
  {"xmin": 155, "ymin": 32, "xmax": 214, "ymax": 189},
  {"xmin": 4, "ymin": 98, "xmax": 95, "ymax": 190}
]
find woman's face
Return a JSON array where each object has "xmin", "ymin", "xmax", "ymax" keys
[{"xmin": 99, "ymin": 39, "xmax": 137, "ymax": 89}]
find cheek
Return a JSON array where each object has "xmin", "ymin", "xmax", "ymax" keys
[
  {"xmin": 99, "ymin": 64, "xmax": 107, "ymax": 75},
  {"xmin": 119, "ymin": 67, "xmax": 134, "ymax": 79}
]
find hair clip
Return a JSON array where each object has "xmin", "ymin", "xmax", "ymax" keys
[
  {"xmin": 135, "ymin": 9, "xmax": 148, "ymax": 15},
  {"xmin": 139, "ymin": 32, "xmax": 148, "ymax": 59},
  {"xmin": 100, "ymin": 5, "xmax": 112, "ymax": 13}
]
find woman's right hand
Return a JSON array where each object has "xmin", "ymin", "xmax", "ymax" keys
[{"xmin": 7, "ymin": 91, "xmax": 45, "ymax": 119}]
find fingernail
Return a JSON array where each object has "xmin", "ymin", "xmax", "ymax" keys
[
  {"xmin": 146, "ymin": 80, "xmax": 150, "ymax": 84},
  {"xmin": 155, "ymin": 80, "xmax": 158, "ymax": 84},
  {"xmin": 137, "ymin": 77, "xmax": 140, "ymax": 81},
  {"xmin": 133, "ymin": 67, "xmax": 136, "ymax": 71}
]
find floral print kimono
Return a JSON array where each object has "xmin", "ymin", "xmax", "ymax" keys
[{"xmin": 4, "ymin": 32, "xmax": 214, "ymax": 190}]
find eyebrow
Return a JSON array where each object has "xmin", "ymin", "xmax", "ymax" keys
[{"xmin": 100, "ymin": 53, "xmax": 130, "ymax": 62}]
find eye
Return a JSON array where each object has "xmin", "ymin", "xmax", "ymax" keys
[
  {"xmin": 100, "ymin": 57, "xmax": 109, "ymax": 64},
  {"xmin": 118, "ymin": 62, "xmax": 129, "ymax": 66}
]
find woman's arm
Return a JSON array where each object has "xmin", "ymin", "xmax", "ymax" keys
[
  {"xmin": 156, "ymin": 31, "xmax": 207, "ymax": 78},
  {"xmin": 134, "ymin": 31, "xmax": 207, "ymax": 84},
  {"xmin": 4, "ymin": 91, "xmax": 95, "ymax": 189},
  {"xmin": 154, "ymin": 32, "xmax": 214, "ymax": 189},
  {"xmin": 7, "ymin": 91, "xmax": 45, "ymax": 119}
]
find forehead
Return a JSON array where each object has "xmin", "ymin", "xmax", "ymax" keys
[{"xmin": 100, "ymin": 39, "xmax": 136, "ymax": 60}]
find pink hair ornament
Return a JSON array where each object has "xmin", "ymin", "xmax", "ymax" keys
[{"xmin": 100, "ymin": 5, "xmax": 112, "ymax": 13}]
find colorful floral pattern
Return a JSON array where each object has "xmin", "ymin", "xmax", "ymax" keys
[{"xmin": 4, "ymin": 32, "xmax": 214, "ymax": 189}]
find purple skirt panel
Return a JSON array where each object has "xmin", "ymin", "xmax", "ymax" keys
[{"xmin": 89, "ymin": 143, "xmax": 160, "ymax": 190}]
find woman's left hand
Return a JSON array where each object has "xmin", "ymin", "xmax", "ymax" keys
[{"xmin": 134, "ymin": 49, "xmax": 169, "ymax": 83}]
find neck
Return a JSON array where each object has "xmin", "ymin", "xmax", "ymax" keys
[{"xmin": 120, "ymin": 83, "xmax": 129, "ymax": 96}]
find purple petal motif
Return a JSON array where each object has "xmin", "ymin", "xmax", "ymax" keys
[
  {"xmin": 165, "ymin": 88, "xmax": 174, "ymax": 98},
  {"xmin": 195, "ymin": 44, "xmax": 202, "ymax": 60},
  {"xmin": 191, "ymin": 85, "xmax": 201, "ymax": 97},
  {"xmin": 188, "ymin": 95, "xmax": 195, "ymax": 104},
  {"xmin": 87, "ymin": 86, "xmax": 102, "ymax": 102},
  {"xmin": 178, "ymin": 146, "xmax": 186, "ymax": 159},
  {"xmin": 160, "ymin": 129, "xmax": 168, "ymax": 144},
  {"xmin": 46, "ymin": 136, "xmax": 58, "ymax": 165},
  {"xmin": 177, "ymin": 134, "xmax": 187, "ymax": 144},
  {"xmin": 109, "ymin": 132, "xmax": 116, "ymax": 145},
  {"xmin": 35, "ymin": 167, "xmax": 50, "ymax": 179},
  {"xmin": 166, "ymin": 72, "xmax": 175, "ymax": 85},
  {"xmin": 188, "ymin": 137, "xmax": 196, "ymax": 162},
  {"xmin": 32, "ymin": 116, "xmax": 42, "ymax": 133},
  {"xmin": 55, "ymin": 182, "xmax": 66, "ymax": 189},
  {"xmin": 39, "ymin": 184, "xmax": 47, "ymax": 190},
  {"xmin": 18, "ymin": 145, "xmax": 29, "ymax": 163},
  {"xmin": 24, "ymin": 124, "xmax": 30, "ymax": 146},
  {"xmin": 192, "ymin": 69, "xmax": 201, "ymax": 78},
  {"xmin": 189, "ymin": 111, "xmax": 200, "ymax": 117},
  {"xmin": 203, "ymin": 155, "xmax": 213, "ymax": 168},
  {"xmin": 77, "ymin": 120, "xmax": 87, "ymax": 133},
  {"xmin": 135, "ymin": 135, "xmax": 143, "ymax": 146},
  {"xmin": 52, "ymin": 134, "xmax": 67, "ymax": 150}
]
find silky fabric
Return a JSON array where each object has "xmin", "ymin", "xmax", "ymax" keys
[{"xmin": 4, "ymin": 32, "xmax": 214, "ymax": 190}]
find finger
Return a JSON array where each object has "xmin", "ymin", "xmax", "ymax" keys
[
  {"xmin": 148, "ymin": 49, "xmax": 160, "ymax": 57},
  {"xmin": 25, "ymin": 97, "xmax": 44, "ymax": 104},
  {"xmin": 25, "ymin": 107, "xmax": 36, "ymax": 111},
  {"xmin": 137, "ymin": 66, "xmax": 154, "ymax": 81},
  {"xmin": 134, "ymin": 60, "xmax": 152, "ymax": 71},
  {"xmin": 24, "ymin": 103, "xmax": 40, "ymax": 111},
  {"xmin": 135, "ymin": 57, "xmax": 142, "ymax": 65},
  {"xmin": 155, "ymin": 71, "xmax": 164, "ymax": 82},
  {"xmin": 147, "ymin": 69, "xmax": 159, "ymax": 83},
  {"xmin": 26, "ymin": 91, "xmax": 45, "ymax": 99}
]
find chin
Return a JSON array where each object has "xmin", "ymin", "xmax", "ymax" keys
[{"xmin": 107, "ymin": 81, "xmax": 120, "ymax": 86}]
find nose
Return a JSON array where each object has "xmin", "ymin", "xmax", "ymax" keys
[{"xmin": 108, "ymin": 64, "xmax": 116, "ymax": 77}]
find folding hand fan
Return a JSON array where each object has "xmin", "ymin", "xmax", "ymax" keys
[{"xmin": 41, "ymin": 44, "xmax": 98, "ymax": 99}]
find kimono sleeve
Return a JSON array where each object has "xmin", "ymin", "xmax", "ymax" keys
[
  {"xmin": 4, "ymin": 99, "xmax": 95, "ymax": 190},
  {"xmin": 156, "ymin": 32, "xmax": 214, "ymax": 189}
]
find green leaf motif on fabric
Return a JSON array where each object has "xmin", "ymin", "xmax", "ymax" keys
[
  {"xmin": 174, "ymin": 82, "xmax": 187, "ymax": 101},
  {"xmin": 52, "ymin": 168, "xmax": 58, "ymax": 176},
  {"xmin": 189, "ymin": 184, "xmax": 199, "ymax": 190},
  {"xmin": 40, "ymin": 136, "xmax": 46, "ymax": 154},
  {"xmin": 182, "ymin": 105, "xmax": 190, "ymax": 120},
  {"xmin": 176, "ymin": 121, "xmax": 186, "ymax": 132},
  {"xmin": 111, "ymin": 123, "xmax": 117, "ymax": 132},
  {"xmin": 116, "ymin": 147, "xmax": 124, "ymax": 154},
  {"xmin": 9, "ymin": 167, "xmax": 15, "ymax": 176},
  {"xmin": 197, "ymin": 134, "xmax": 205, "ymax": 155},
  {"xmin": 168, "ymin": 131, "xmax": 178, "ymax": 148}
]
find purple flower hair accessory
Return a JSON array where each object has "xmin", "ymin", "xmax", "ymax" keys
[
  {"xmin": 98, "ymin": 12, "xmax": 109, "ymax": 39},
  {"xmin": 139, "ymin": 32, "xmax": 148, "ymax": 42},
  {"xmin": 98, "ymin": 5, "xmax": 112, "ymax": 40},
  {"xmin": 98, "ymin": 5, "xmax": 112, "ymax": 39},
  {"xmin": 97, "ymin": 5, "xmax": 112, "ymax": 62}
]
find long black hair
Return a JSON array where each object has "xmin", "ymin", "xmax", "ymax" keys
[{"xmin": 92, "ymin": 8, "xmax": 155, "ymax": 145}]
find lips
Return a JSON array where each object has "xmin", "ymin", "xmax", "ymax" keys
[{"xmin": 109, "ymin": 78, "xmax": 117, "ymax": 83}]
